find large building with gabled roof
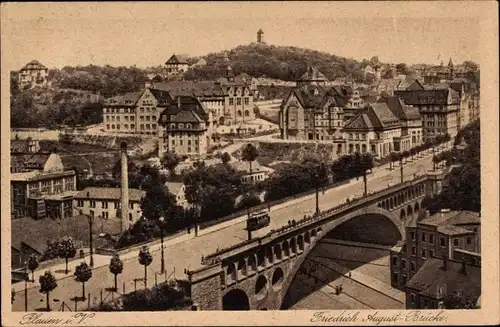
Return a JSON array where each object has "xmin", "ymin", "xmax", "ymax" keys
[
  {"xmin": 164, "ymin": 54, "xmax": 190, "ymax": 76},
  {"xmin": 158, "ymin": 96, "xmax": 211, "ymax": 158},
  {"xmin": 102, "ymin": 88, "xmax": 172, "ymax": 135},
  {"xmin": 18, "ymin": 60, "xmax": 49, "ymax": 89}
]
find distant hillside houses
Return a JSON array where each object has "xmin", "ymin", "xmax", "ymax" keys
[
  {"xmin": 279, "ymin": 65, "xmax": 479, "ymax": 159},
  {"xmin": 18, "ymin": 60, "xmax": 49, "ymax": 89}
]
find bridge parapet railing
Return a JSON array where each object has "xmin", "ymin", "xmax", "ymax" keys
[{"xmin": 201, "ymin": 174, "xmax": 430, "ymax": 263}]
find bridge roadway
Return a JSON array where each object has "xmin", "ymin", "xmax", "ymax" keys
[{"xmin": 12, "ymin": 149, "xmax": 442, "ymax": 311}]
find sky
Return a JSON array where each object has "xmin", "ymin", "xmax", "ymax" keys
[{"xmin": 2, "ymin": 2, "xmax": 481, "ymax": 70}]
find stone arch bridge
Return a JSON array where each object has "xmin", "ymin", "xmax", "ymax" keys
[{"xmin": 187, "ymin": 172, "xmax": 446, "ymax": 311}]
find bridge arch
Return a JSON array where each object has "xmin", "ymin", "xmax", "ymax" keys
[
  {"xmin": 407, "ymin": 205, "xmax": 413, "ymax": 219},
  {"xmin": 223, "ymin": 289, "xmax": 250, "ymax": 310},
  {"xmin": 414, "ymin": 202, "xmax": 420, "ymax": 214},
  {"xmin": 279, "ymin": 205, "xmax": 404, "ymax": 309},
  {"xmin": 400, "ymin": 208, "xmax": 406, "ymax": 220}
]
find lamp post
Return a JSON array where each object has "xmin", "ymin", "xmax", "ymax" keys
[
  {"xmin": 24, "ymin": 261, "xmax": 28, "ymax": 312},
  {"xmin": 159, "ymin": 216, "xmax": 165, "ymax": 274}
]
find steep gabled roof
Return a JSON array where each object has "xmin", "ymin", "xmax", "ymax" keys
[
  {"xmin": 291, "ymin": 85, "xmax": 326, "ymax": 109},
  {"xmin": 367, "ymin": 102, "xmax": 401, "ymax": 129},
  {"xmin": 104, "ymin": 91, "xmax": 144, "ymax": 106},
  {"xmin": 20, "ymin": 60, "xmax": 48, "ymax": 71},
  {"xmin": 406, "ymin": 79, "xmax": 426, "ymax": 91},
  {"xmin": 382, "ymin": 96, "xmax": 421, "ymax": 121},
  {"xmin": 298, "ymin": 66, "xmax": 329, "ymax": 82},
  {"xmin": 166, "ymin": 54, "xmax": 188, "ymax": 65},
  {"xmin": 159, "ymin": 95, "xmax": 209, "ymax": 124},
  {"xmin": 394, "ymin": 88, "xmax": 459, "ymax": 106},
  {"xmin": 343, "ymin": 113, "xmax": 374, "ymax": 130}
]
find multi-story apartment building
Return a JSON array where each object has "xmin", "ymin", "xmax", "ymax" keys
[
  {"xmin": 342, "ymin": 102, "xmax": 402, "ymax": 159},
  {"xmin": 102, "ymin": 88, "xmax": 171, "ymax": 135},
  {"xmin": 391, "ymin": 209, "xmax": 481, "ymax": 309},
  {"xmin": 382, "ymin": 96, "xmax": 423, "ymax": 151},
  {"xmin": 10, "ymin": 151, "xmax": 77, "ymax": 219},
  {"xmin": 158, "ymin": 96, "xmax": 210, "ymax": 158},
  {"xmin": 390, "ymin": 209, "xmax": 481, "ymax": 309},
  {"xmin": 18, "ymin": 60, "xmax": 49, "ymax": 89},
  {"xmin": 74, "ymin": 187, "xmax": 145, "ymax": 223},
  {"xmin": 216, "ymin": 65, "xmax": 256, "ymax": 123},
  {"xmin": 394, "ymin": 79, "xmax": 460, "ymax": 140}
]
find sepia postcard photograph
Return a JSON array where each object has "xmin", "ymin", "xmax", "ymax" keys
[{"xmin": 1, "ymin": 1, "xmax": 499, "ymax": 326}]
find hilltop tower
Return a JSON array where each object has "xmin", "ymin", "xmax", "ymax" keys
[
  {"xmin": 257, "ymin": 29, "xmax": 264, "ymax": 43},
  {"xmin": 448, "ymin": 57, "xmax": 454, "ymax": 80}
]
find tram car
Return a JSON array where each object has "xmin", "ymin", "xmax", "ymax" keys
[{"xmin": 246, "ymin": 209, "xmax": 271, "ymax": 231}]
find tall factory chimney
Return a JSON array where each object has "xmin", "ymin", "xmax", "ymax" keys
[{"xmin": 120, "ymin": 142, "xmax": 130, "ymax": 232}]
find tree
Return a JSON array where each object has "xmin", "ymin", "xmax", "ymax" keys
[
  {"xmin": 395, "ymin": 63, "xmax": 410, "ymax": 75},
  {"xmin": 237, "ymin": 193, "xmax": 262, "ymax": 211},
  {"xmin": 221, "ymin": 152, "xmax": 231, "ymax": 164},
  {"xmin": 109, "ymin": 253, "xmax": 124, "ymax": 291},
  {"xmin": 462, "ymin": 61, "xmax": 479, "ymax": 72},
  {"xmin": 141, "ymin": 183, "xmax": 177, "ymax": 221},
  {"xmin": 39, "ymin": 271, "xmax": 57, "ymax": 311},
  {"xmin": 389, "ymin": 152, "xmax": 399, "ymax": 170},
  {"xmin": 162, "ymin": 151, "xmax": 181, "ymax": 176},
  {"xmin": 432, "ymin": 155, "xmax": 440, "ymax": 171},
  {"xmin": 402, "ymin": 150, "xmax": 410, "ymax": 163},
  {"xmin": 443, "ymin": 292, "xmax": 479, "ymax": 309},
  {"xmin": 28, "ymin": 254, "xmax": 39, "ymax": 282},
  {"xmin": 57, "ymin": 237, "xmax": 77, "ymax": 274},
  {"xmin": 241, "ymin": 143, "xmax": 259, "ymax": 182},
  {"xmin": 138, "ymin": 246, "xmax": 153, "ymax": 288},
  {"xmin": 74, "ymin": 261, "xmax": 93, "ymax": 300},
  {"xmin": 359, "ymin": 153, "xmax": 374, "ymax": 196},
  {"xmin": 409, "ymin": 148, "xmax": 416, "ymax": 161}
]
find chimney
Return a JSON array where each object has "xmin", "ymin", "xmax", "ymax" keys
[
  {"xmin": 120, "ymin": 142, "xmax": 129, "ymax": 232},
  {"xmin": 443, "ymin": 256, "xmax": 448, "ymax": 271}
]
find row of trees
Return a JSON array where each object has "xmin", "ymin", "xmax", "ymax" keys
[{"xmin": 423, "ymin": 120, "xmax": 480, "ymax": 213}]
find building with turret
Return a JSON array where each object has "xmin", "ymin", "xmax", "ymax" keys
[{"xmin": 257, "ymin": 29, "xmax": 264, "ymax": 44}]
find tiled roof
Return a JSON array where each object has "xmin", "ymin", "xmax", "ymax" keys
[
  {"xmin": 343, "ymin": 113, "xmax": 374, "ymax": 130},
  {"xmin": 159, "ymin": 96, "xmax": 209, "ymax": 125},
  {"xmin": 394, "ymin": 88, "xmax": 459, "ymax": 106},
  {"xmin": 103, "ymin": 91, "xmax": 143, "ymax": 106},
  {"xmin": 437, "ymin": 225, "xmax": 473, "ymax": 236},
  {"xmin": 20, "ymin": 60, "xmax": 48, "ymax": 71},
  {"xmin": 148, "ymin": 88, "xmax": 173, "ymax": 106},
  {"xmin": 290, "ymin": 85, "xmax": 327, "ymax": 109},
  {"xmin": 382, "ymin": 96, "xmax": 421, "ymax": 121},
  {"xmin": 229, "ymin": 160, "xmax": 274, "ymax": 174},
  {"xmin": 367, "ymin": 102, "xmax": 401, "ymax": 129},
  {"xmin": 166, "ymin": 54, "xmax": 188, "ymax": 65},
  {"xmin": 419, "ymin": 210, "xmax": 480, "ymax": 235},
  {"xmin": 154, "ymin": 81, "xmax": 226, "ymax": 98},
  {"xmin": 165, "ymin": 182, "xmax": 184, "ymax": 196},
  {"xmin": 75, "ymin": 187, "xmax": 145, "ymax": 202},
  {"xmin": 24, "ymin": 153, "xmax": 50, "ymax": 168},
  {"xmin": 298, "ymin": 67, "xmax": 329, "ymax": 82},
  {"xmin": 171, "ymin": 109, "xmax": 203, "ymax": 123},
  {"xmin": 406, "ymin": 258, "xmax": 481, "ymax": 301}
]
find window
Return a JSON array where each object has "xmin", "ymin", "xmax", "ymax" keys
[
  {"xmin": 453, "ymin": 239, "xmax": 459, "ymax": 246},
  {"xmin": 102, "ymin": 212, "xmax": 109, "ymax": 219},
  {"xmin": 170, "ymin": 123, "xmax": 175, "ymax": 129},
  {"xmin": 237, "ymin": 98, "xmax": 242, "ymax": 105},
  {"xmin": 89, "ymin": 200, "xmax": 96, "ymax": 208},
  {"xmin": 77, "ymin": 200, "xmax": 84, "ymax": 207},
  {"xmin": 422, "ymin": 233, "xmax": 426, "ymax": 242},
  {"xmin": 229, "ymin": 98, "xmax": 234, "ymax": 105},
  {"xmin": 411, "ymin": 231, "xmax": 416, "ymax": 241},
  {"xmin": 421, "ymin": 249, "xmax": 427, "ymax": 259},
  {"xmin": 114, "ymin": 202, "xmax": 120, "ymax": 209},
  {"xmin": 411, "ymin": 246, "xmax": 416, "ymax": 255},
  {"xmin": 467, "ymin": 237, "xmax": 472, "ymax": 244},
  {"xmin": 129, "ymin": 202, "xmax": 133, "ymax": 209},
  {"xmin": 140, "ymin": 124, "xmax": 144, "ymax": 130},
  {"xmin": 102, "ymin": 201, "xmax": 108, "ymax": 209},
  {"xmin": 429, "ymin": 250, "xmax": 434, "ymax": 258},
  {"xmin": 152, "ymin": 124, "xmax": 156, "ymax": 130},
  {"xmin": 440, "ymin": 237, "xmax": 445, "ymax": 247},
  {"xmin": 124, "ymin": 124, "xmax": 128, "ymax": 129},
  {"xmin": 244, "ymin": 97, "xmax": 249, "ymax": 105},
  {"xmin": 401, "ymin": 260, "xmax": 406, "ymax": 269},
  {"xmin": 410, "ymin": 261, "xmax": 416, "ymax": 272},
  {"xmin": 429, "ymin": 234, "xmax": 434, "ymax": 244},
  {"xmin": 392, "ymin": 256, "xmax": 398, "ymax": 267},
  {"xmin": 131, "ymin": 124, "xmax": 135, "ymax": 130},
  {"xmin": 106, "ymin": 124, "xmax": 110, "ymax": 130},
  {"xmin": 186, "ymin": 123, "xmax": 191, "ymax": 129},
  {"xmin": 90, "ymin": 210, "xmax": 95, "ymax": 218},
  {"xmin": 411, "ymin": 293, "xmax": 416, "ymax": 304},
  {"xmin": 392, "ymin": 272, "xmax": 398, "ymax": 284}
]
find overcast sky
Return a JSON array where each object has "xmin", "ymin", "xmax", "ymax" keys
[{"xmin": 2, "ymin": 2, "xmax": 480, "ymax": 70}]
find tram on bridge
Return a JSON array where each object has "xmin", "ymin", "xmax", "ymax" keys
[{"xmin": 246, "ymin": 209, "xmax": 271, "ymax": 231}]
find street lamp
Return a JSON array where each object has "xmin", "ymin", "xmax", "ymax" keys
[
  {"xmin": 24, "ymin": 261, "xmax": 28, "ymax": 312},
  {"xmin": 159, "ymin": 216, "xmax": 166, "ymax": 274}
]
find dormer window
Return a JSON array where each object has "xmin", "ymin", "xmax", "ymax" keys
[
  {"xmin": 179, "ymin": 123, "xmax": 184, "ymax": 129},
  {"xmin": 186, "ymin": 123, "xmax": 191, "ymax": 129},
  {"xmin": 171, "ymin": 115, "xmax": 175, "ymax": 120},
  {"xmin": 170, "ymin": 123, "xmax": 175, "ymax": 129},
  {"xmin": 162, "ymin": 115, "xmax": 167, "ymax": 122}
]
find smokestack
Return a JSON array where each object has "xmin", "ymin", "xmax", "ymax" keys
[{"xmin": 120, "ymin": 142, "xmax": 129, "ymax": 232}]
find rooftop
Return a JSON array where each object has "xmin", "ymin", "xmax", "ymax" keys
[
  {"xmin": 165, "ymin": 182, "xmax": 184, "ymax": 195},
  {"xmin": 166, "ymin": 54, "xmax": 188, "ymax": 65},
  {"xmin": 20, "ymin": 60, "xmax": 48, "ymax": 71},
  {"xmin": 229, "ymin": 160, "xmax": 274, "ymax": 175},
  {"xmin": 11, "ymin": 170, "xmax": 75, "ymax": 182},
  {"xmin": 154, "ymin": 81, "xmax": 226, "ymax": 98},
  {"xmin": 75, "ymin": 187, "xmax": 145, "ymax": 202},
  {"xmin": 419, "ymin": 210, "xmax": 480, "ymax": 227},
  {"xmin": 298, "ymin": 66, "xmax": 329, "ymax": 82},
  {"xmin": 406, "ymin": 257, "xmax": 481, "ymax": 301}
]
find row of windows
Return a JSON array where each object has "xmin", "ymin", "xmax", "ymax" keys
[
  {"xmin": 171, "ymin": 139, "xmax": 199, "ymax": 146},
  {"xmin": 88, "ymin": 209, "xmax": 135, "ymax": 221},
  {"xmin": 104, "ymin": 107, "xmax": 133, "ymax": 114},
  {"xmin": 139, "ymin": 115, "xmax": 157, "ymax": 122},
  {"xmin": 105, "ymin": 115, "xmax": 135, "ymax": 122},
  {"xmin": 77, "ymin": 200, "xmax": 135, "ymax": 209},
  {"xmin": 106, "ymin": 124, "xmax": 157, "ymax": 130},
  {"xmin": 228, "ymin": 97, "xmax": 250, "ymax": 106}
]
